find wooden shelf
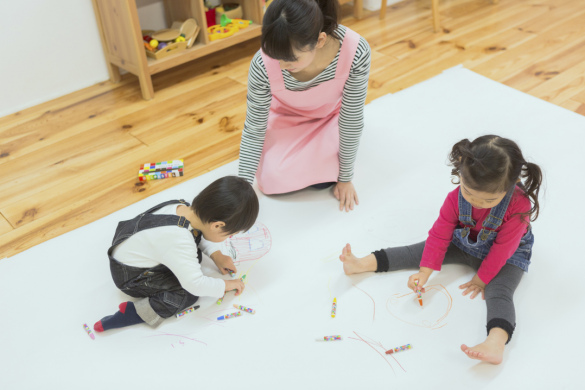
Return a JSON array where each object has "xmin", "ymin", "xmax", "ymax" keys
[
  {"xmin": 92, "ymin": 0, "xmax": 264, "ymax": 99},
  {"xmin": 147, "ymin": 24, "xmax": 262, "ymax": 75}
]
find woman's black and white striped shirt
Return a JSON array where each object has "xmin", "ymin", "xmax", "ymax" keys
[{"xmin": 238, "ymin": 25, "xmax": 371, "ymax": 184}]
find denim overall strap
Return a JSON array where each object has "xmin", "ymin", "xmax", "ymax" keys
[
  {"xmin": 476, "ymin": 188, "xmax": 514, "ymax": 241},
  {"xmin": 482, "ymin": 188, "xmax": 514, "ymax": 230},
  {"xmin": 108, "ymin": 199, "xmax": 202, "ymax": 262},
  {"xmin": 457, "ymin": 189, "xmax": 476, "ymax": 238}
]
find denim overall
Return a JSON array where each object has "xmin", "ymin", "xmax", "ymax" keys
[
  {"xmin": 107, "ymin": 200, "xmax": 201, "ymax": 319},
  {"xmin": 452, "ymin": 187, "xmax": 534, "ymax": 272}
]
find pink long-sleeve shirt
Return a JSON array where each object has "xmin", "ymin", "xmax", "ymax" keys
[{"xmin": 420, "ymin": 186, "xmax": 531, "ymax": 284}]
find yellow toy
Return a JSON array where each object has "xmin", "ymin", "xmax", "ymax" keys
[
  {"xmin": 220, "ymin": 14, "xmax": 252, "ymax": 28},
  {"xmin": 149, "ymin": 39, "xmax": 159, "ymax": 48},
  {"xmin": 175, "ymin": 36, "xmax": 186, "ymax": 43},
  {"xmin": 208, "ymin": 24, "xmax": 238, "ymax": 41}
]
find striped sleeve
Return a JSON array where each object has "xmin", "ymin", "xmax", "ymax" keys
[
  {"xmin": 238, "ymin": 50, "xmax": 271, "ymax": 184},
  {"xmin": 338, "ymin": 36, "xmax": 370, "ymax": 182},
  {"xmin": 237, "ymin": 26, "xmax": 370, "ymax": 184}
]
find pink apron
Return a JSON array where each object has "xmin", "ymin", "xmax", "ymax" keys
[{"xmin": 257, "ymin": 28, "xmax": 360, "ymax": 194}]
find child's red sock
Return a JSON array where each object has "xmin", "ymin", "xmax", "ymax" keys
[{"xmin": 94, "ymin": 301, "xmax": 144, "ymax": 332}]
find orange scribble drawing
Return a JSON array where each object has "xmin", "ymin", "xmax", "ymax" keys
[{"xmin": 386, "ymin": 284, "xmax": 452, "ymax": 330}]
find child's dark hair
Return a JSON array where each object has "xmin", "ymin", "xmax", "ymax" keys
[
  {"xmin": 448, "ymin": 135, "xmax": 543, "ymax": 222},
  {"xmin": 262, "ymin": 0, "xmax": 340, "ymax": 62},
  {"xmin": 191, "ymin": 176, "xmax": 259, "ymax": 234}
]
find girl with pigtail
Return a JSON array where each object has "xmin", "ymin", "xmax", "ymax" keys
[{"xmin": 339, "ymin": 135, "xmax": 543, "ymax": 365}]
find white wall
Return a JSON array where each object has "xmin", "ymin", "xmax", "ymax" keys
[
  {"xmin": 0, "ymin": 0, "xmax": 400, "ymax": 118},
  {"xmin": 0, "ymin": 1, "xmax": 108, "ymax": 117}
]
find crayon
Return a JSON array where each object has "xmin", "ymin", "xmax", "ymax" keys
[
  {"xmin": 226, "ymin": 269, "xmax": 235, "ymax": 278},
  {"xmin": 331, "ymin": 297, "xmax": 337, "ymax": 318},
  {"xmin": 385, "ymin": 344, "xmax": 412, "ymax": 354},
  {"xmin": 316, "ymin": 335, "xmax": 342, "ymax": 341},
  {"xmin": 176, "ymin": 305, "xmax": 200, "ymax": 318},
  {"xmin": 216, "ymin": 295, "xmax": 225, "ymax": 305},
  {"xmin": 414, "ymin": 281, "xmax": 423, "ymax": 306},
  {"xmin": 83, "ymin": 323, "xmax": 95, "ymax": 340},
  {"xmin": 217, "ymin": 311, "xmax": 242, "ymax": 321},
  {"xmin": 233, "ymin": 304, "xmax": 255, "ymax": 314}
]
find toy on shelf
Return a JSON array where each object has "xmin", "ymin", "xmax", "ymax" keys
[
  {"xmin": 215, "ymin": 3, "xmax": 242, "ymax": 24},
  {"xmin": 207, "ymin": 24, "xmax": 238, "ymax": 41},
  {"xmin": 208, "ymin": 15, "xmax": 253, "ymax": 42},
  {"xmin": 138, "ymin": 160, "xmax": 184, "ymax": 181},
  {"xmin": 220, "ymin": 14, "xmax": 253, "ymax": 28},
  {"xmin": 142, "ymin": 19, "xmax": 199, "ymax": 60},
  {"xmin": 170, "ymin": 19, "xmax": 200, "ymax": 48}
]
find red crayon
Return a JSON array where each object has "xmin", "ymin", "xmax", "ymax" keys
[{"xmin": 385, "ymin": 344, "xmax": 411, "ymax": 354}]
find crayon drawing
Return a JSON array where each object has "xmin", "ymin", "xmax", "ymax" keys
[
  {"xmin": 221, "ymin": 222, "xmax": 272, "ymax": 263},
  {"xmin": 386, "ymin": 285, "xmax": 452, "ymax": 330},
  {"xmin": 349, "ymin": 331, "xmax": 406, "ymax": 375},
  {"xmin": 352, "ymin": 284, "xmax": 376, "ymax": 322}
]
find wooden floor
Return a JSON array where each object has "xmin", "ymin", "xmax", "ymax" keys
[{"xmin": 1, "ymin": 0, "xmax": 584, "ymax": 259}]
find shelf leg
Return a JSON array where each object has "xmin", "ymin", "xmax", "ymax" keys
[
  {"xmin": 138, "ymin": 74, "xmax": 154, "ymax": 100},
  {"xmin": 431, "ymin": 0, "xmax": 440, "ymax": 33}
]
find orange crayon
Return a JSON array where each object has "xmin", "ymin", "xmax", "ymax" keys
[{"xmin": 414, "ymin": 281, "xmax": 423, "ymax": 306}]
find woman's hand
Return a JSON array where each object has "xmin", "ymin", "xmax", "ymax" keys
[
  {"xmin": 210, "ymin": 250, "xmax": 236, "ymax": 276},
  {"xmin": 459, "ymin": 274, "xmax": 486, "ymax": 299},
  {"xmin": 334, "ymin": 181, "xmax": 359, "ymax": 212}
]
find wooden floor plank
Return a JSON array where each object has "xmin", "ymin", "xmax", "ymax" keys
[{"xmin": 527, "ymin": 60, "xmax": 585, "ymax": 105}]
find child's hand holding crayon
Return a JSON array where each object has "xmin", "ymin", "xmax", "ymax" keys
[
  {"xmin": 224, "ymin": 279, "xmax": 245, "ymax": 296},
  {"xmin": 210, "ymin": 250, "xmax": 237, "ymax": 276},
  {"xmin": 408, "ymin": 267, "xmax": 433, "ymax": 293}
]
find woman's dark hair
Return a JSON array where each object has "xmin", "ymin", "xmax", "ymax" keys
[
  {"xmin": 262, "ymin": 0, "xmax": 340, "ymax": 61},
  {"xmin": 192, "ymin": 176, "xmax": 259, "ymax": 234},
  {"xmin": 448, "ymin": 135, "xmax": 543, "ymax": 222}
]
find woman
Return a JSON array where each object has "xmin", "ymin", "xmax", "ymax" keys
[{"xmin": 238, "ymin": 0, "xmax": 371, "ymax": 211}]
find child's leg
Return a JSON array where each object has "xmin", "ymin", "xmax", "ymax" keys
[
  {"xmin": 96, "ymin": 263, "xmax": 198, "ymax": 332},
  {"xmin": 461, "ymin": 263, "xmax": 524, "ymax": 364},
  {"xmin": 340, "ymin": 241, "xmax": 475, "ymax": 275},
  {"xmin": 340, "ymin": 242, "xmax": 426, "ymax": 274}
]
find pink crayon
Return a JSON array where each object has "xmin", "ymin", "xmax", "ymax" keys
[
  {"xmin": 217, "ymin": 311, "xmax": 242, "ymax": 321},
  {"xmin": 316, "ymin": 335, "xmax": 342, "ymax": 341},
  {"xmin": 83, "ymin": 323, "xmax": 95, "ymax": 340},
  {"xmin": 233, "ymin": 304, "xmax": 255, "ymax": 314}
]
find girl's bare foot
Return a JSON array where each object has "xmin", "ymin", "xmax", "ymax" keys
[
  {"xmin": 339, "ymin": 244, "xmax": 376, "ymax": 275},
  {"xmin": 461, "ymin": 327, "xmax": 508, "ymax": 365}
]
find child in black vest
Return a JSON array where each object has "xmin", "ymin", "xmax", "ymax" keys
[{"xmin": 94, "ymin": 176, "xmax": 259, "ymax": 332}]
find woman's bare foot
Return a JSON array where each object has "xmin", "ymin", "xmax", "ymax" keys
[
  {"xmin": 461, "ymin": 327, "xmax": 508, "ymax": 365},
  {"xmin": 339, "ymin": 244, "xmax": 376, "ymax": 275}
]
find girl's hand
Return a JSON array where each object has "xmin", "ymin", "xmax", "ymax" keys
[
  {"xmin": 459, "ymin": 274, "xmax": 486, "ymax": 300},
  {"xmin": 334, "ymin": 181, "xmax": 359, "ymax": 212},
  {"xmin": 407, "ymin": 267, "xmax": 433, "ymax": 292},
  {"xmin": 210, "ymin": 250, "xmax": 236, "ymax": 276},
  {"xmin": 224, "ymin": 279, "xmax": 245, "ymax": 296}
]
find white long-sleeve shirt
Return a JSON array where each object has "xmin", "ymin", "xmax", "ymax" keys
[{"xmin": 112, "ymin": 204, "xmax": 225, "ymax": 298}]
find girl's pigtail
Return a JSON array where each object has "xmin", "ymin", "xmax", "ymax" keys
[
  {"xmin": 521, "ymin": 162, "xmax": 543, "ymax": 221},
  {"xmin": 448, "ymin": 139, "xmax": 472, "ymax": 183}
]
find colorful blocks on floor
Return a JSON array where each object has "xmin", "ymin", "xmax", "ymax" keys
[{"xmin": 138, "ymin": 159, "xmax": 184, "ymax": 181}]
